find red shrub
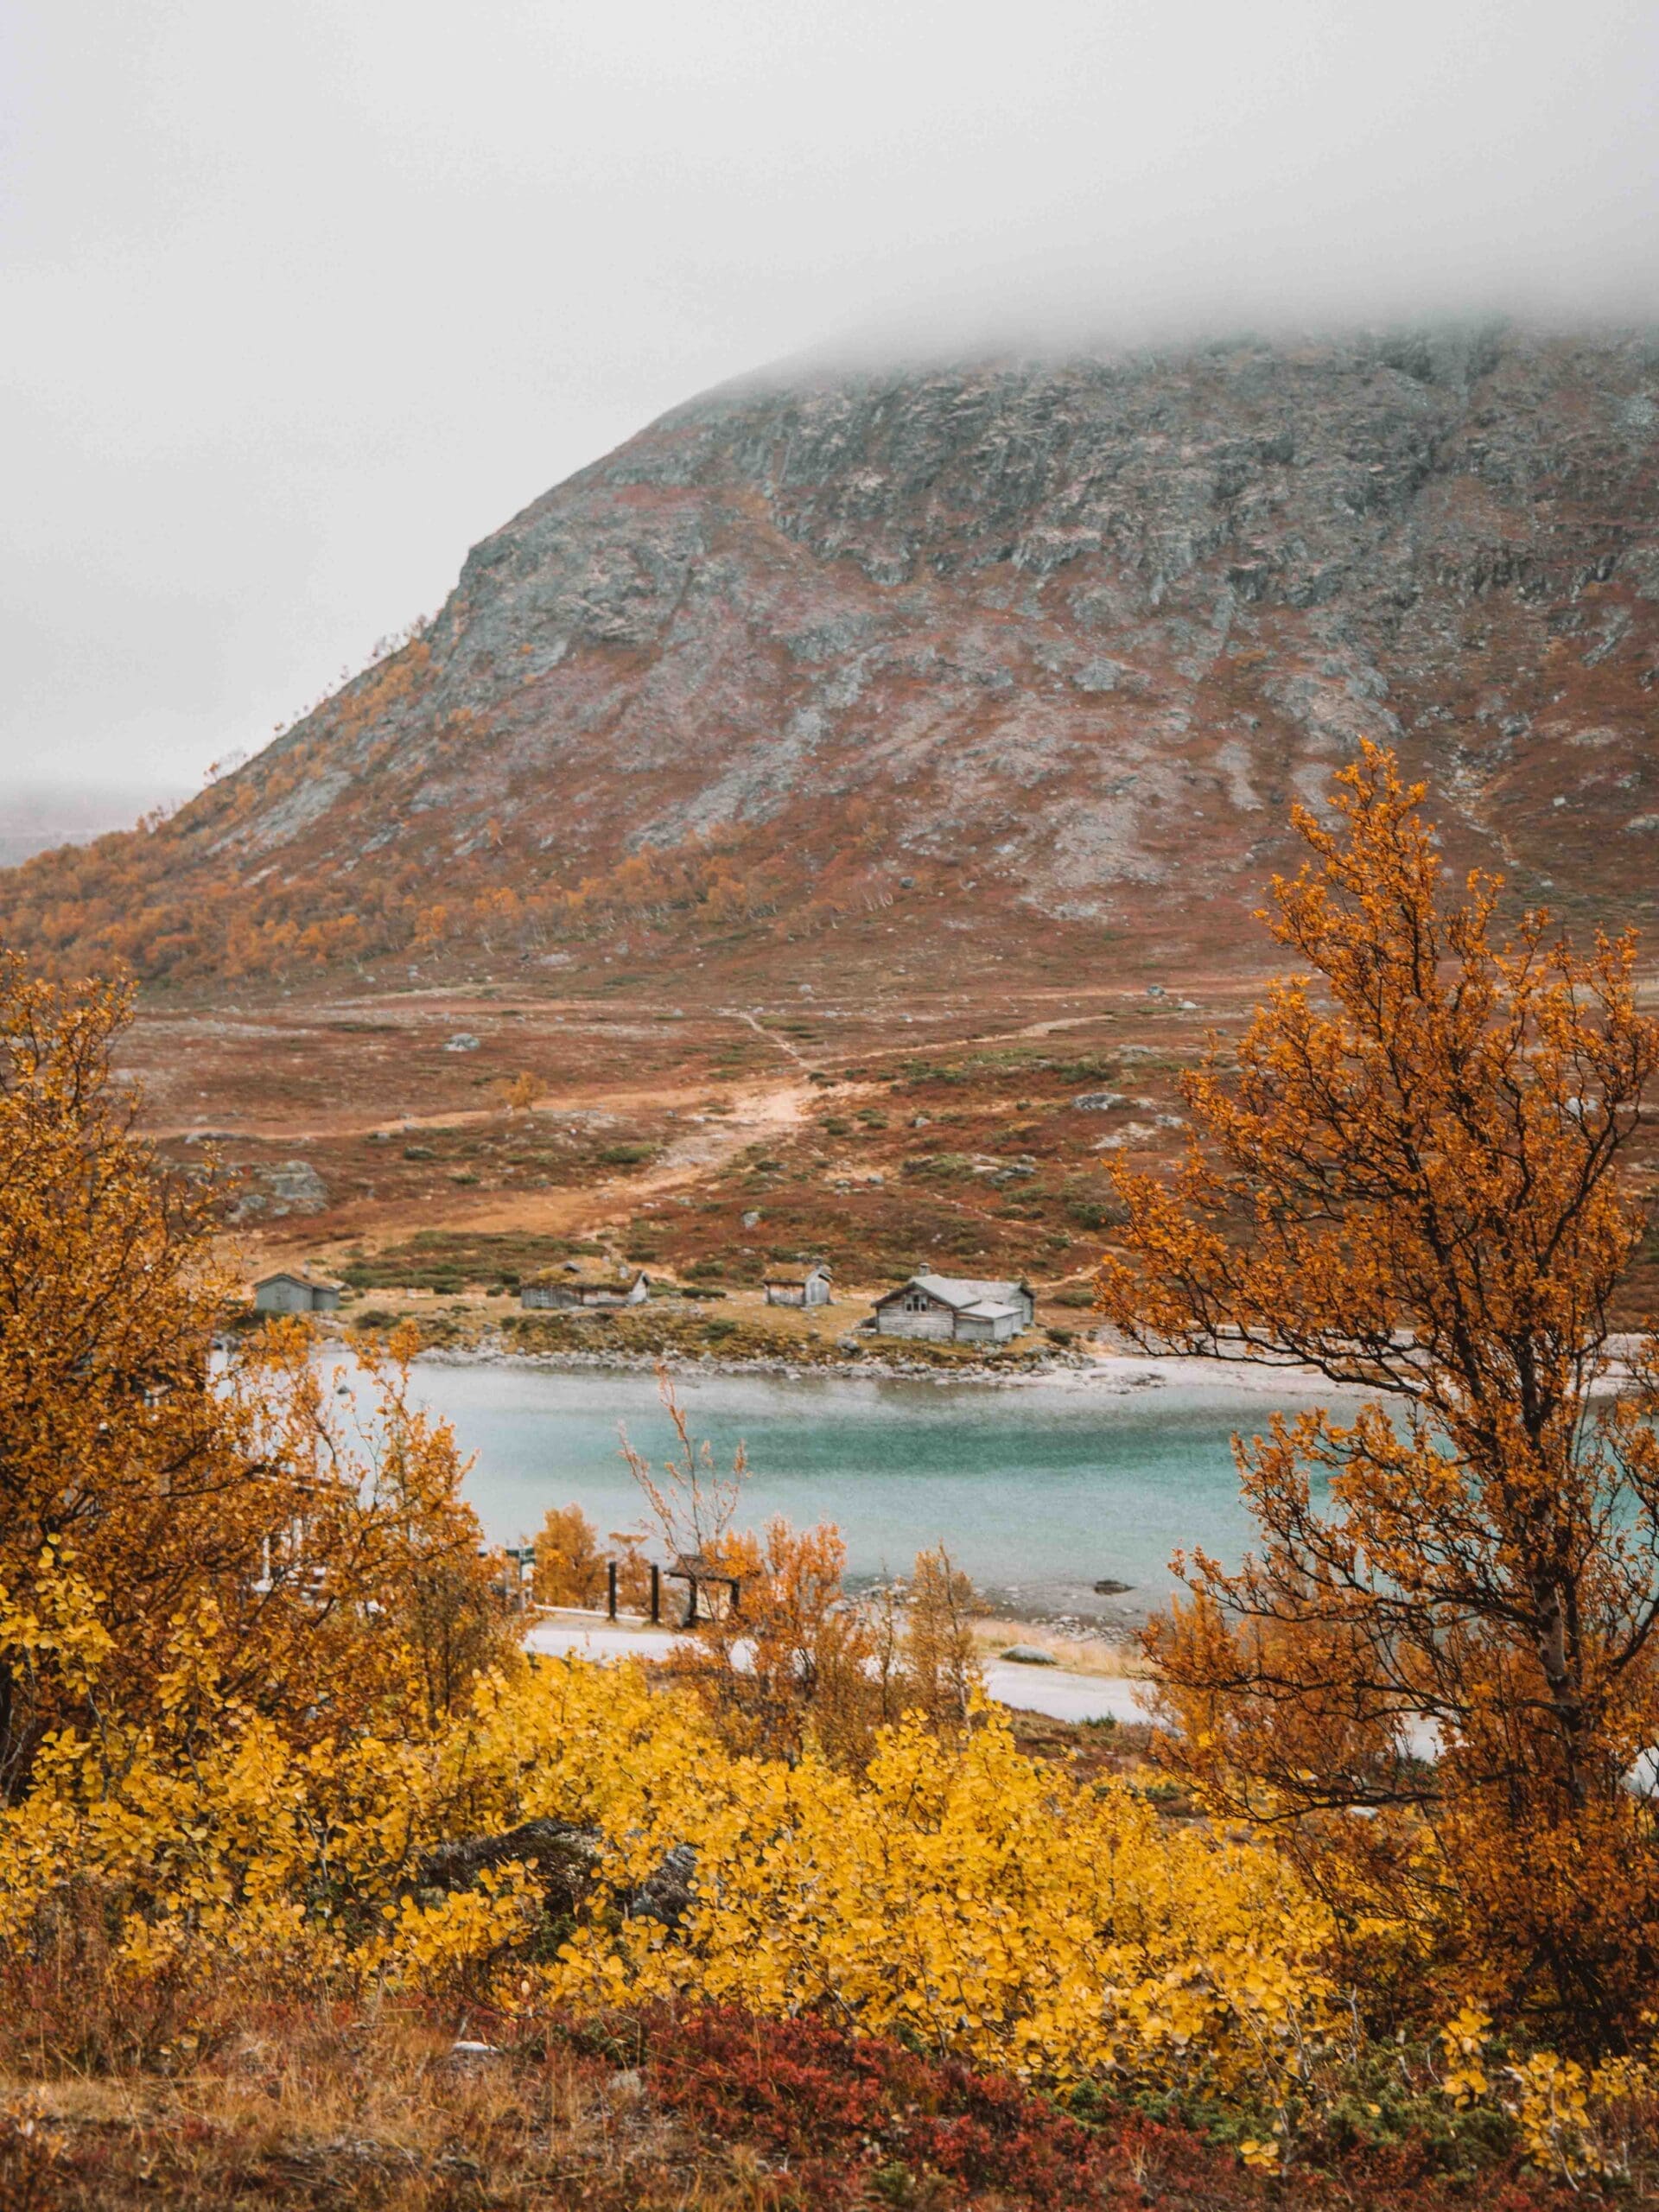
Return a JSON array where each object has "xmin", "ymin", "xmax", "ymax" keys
[{"xmin": 636, "ymin": 2005, "xmax": 1566, "ymax": 2212}]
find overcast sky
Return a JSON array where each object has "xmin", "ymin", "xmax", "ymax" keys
[{"xmin": 3, "ymin": 0, "xmax": 1656, "ymax": 826}]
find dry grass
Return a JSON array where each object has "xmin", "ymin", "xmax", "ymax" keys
[
  {"xmin": 0, "ymin": 2005, "xmax": 753, "ymax": 2211},
  {"xmin": 2, "ymin": 1995, "xmax": 1603, "ymax": 2212},
  {"xmin": 973, "ymin": 1617, "xmax": 1150, "ymax": 1677}
]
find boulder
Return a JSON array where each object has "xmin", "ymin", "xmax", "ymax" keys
[
  {"xmin": 228, "ymin": 1158, "xmax": 329, "ymax": 1222},
  {"xmin": 414, "ymin": 1817, "xmax": 696, "ymax": 1927}
]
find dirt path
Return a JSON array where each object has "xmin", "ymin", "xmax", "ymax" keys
[
  {"xmin": 346, "ymin": 1074, "xmax": 826, "ymax": 1248},
  {"xmin": 824, "ymin": 987, "xmax": 1249, "ymax": 1068},
  {"xmin": 725, "ymin": 1007, "xmax": 819, "ymax": 1071}
]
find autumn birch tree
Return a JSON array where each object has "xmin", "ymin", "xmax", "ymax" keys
[
  {"xmin": 1096, "ymin": 744, "xmax": 1659, "ymax": 2043},
  {"xmin": 0, "ymin": 951, "xmax": 512, "ymax": 1799}
]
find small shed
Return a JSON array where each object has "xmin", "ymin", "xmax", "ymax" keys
[
  {"xmin": 253, "ymin": 1270, "xmax": 342, "ymax": 1315},
  {"xmin": 666, "ymin": 1552, "xmax": 744, "ymax": 1626},
  {"xmin": 521, "ymin": 1262, "xmax": 651, "ymax": 1312},
  {"xmin": 764, "ymin": 1261, "xmax": 833, "ymax": 1309},
  {"xmin": 871, "ymin": 1274, "xmax": 1033, "ymax": 1344}
]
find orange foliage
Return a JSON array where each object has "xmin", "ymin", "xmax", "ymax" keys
[
  {"xmin": 0, "ymin": 949, "xmax": 516, "ymax": 1801},
  {"xmin": 531, "ymin": 1503, "xmax": 607, "ymax": 1608},
  {"xmin": 1096, "ymin": 745, "xmax": 1659, "ymax": 2044},
  {"xmin": 620, "ymin": 1367, "xmax": 982, "ymax": 1765},
  {"xmin": 895, "ymin": 1545, "xmax": 981, "ymax": 1736},
  {"xmin": 501, "ymin": 1071, "xmax": 538, "ymax": 1115},
  {"xmin": 0, "ymin": 819, "xmax": 777, "ymax": 985},
  {"xmin": 665, "ymin": 1516, "xmax": 882, "ymax": 1764}
]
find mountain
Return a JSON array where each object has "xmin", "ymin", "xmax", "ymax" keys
[{"xmin": 5, "ymin": 323, "xmax": 1657, "ymax": 996}]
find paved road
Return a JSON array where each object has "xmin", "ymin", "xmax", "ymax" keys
[
  {"xmin": 524, "ymin": 1619, "xmax": 1150, "ymax": 1726},
  {"xmin": 520, "ymin": 1624, "xmax": 1656, "ymax": 1789}
]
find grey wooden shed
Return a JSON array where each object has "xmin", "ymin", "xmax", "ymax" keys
[
  {"xmin": 521, "ymin": 1263, "xmax": 651, "ymax": 1312},
  {"xmin": 252, "ymin": 1270, "xmax": 343, "ymax": 1315},
  {"xmin": 764, "ymin": 1261, "xmax": 833, "ymax": 1308}
]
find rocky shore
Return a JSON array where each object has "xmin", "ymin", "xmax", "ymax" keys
[
  {"xmin": 411, "ymin": 1329, "xmax": 1119, "ymax": 1389},
  {"xmin": 397, "ymin": 1330, "xmax": 1357, "ymax": 1400}
]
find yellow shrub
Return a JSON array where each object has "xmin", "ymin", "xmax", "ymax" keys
[
  {"xmin": 482, "ymin": 1664, "xmax": 1344, "ymax": 2096},
  {"xmin": 1437, "ymin": 2002, "xmax": 1653, "ymax": 2183},
  {"xmin": 21, "ymin": 1616, "xmax": 1651, "ymax": 2152},
  {"xmin": 2, "ymin": 1624, "xmax": 1342, "ymax": 2102}
]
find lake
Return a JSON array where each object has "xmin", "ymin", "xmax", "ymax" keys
[{"xmin": 351, "ymin": 1357, "xmax": 1359, "ymax": 1622}]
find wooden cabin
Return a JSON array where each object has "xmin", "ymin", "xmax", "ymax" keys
[
  {"xmin": 764, "ymin": 1261, "xmax": 833, "ymax": 1308},
  {"xmin": 871, "ymin": 1273, "xmax": 1033, "ymax": 1344},
  {"xmin": 520, "ymin": 1262, "xmax": 651, "ymax": 1312},
  {"xmin": 252, "ymin": 1269, "xmax": 342, "ymax": 1315}
]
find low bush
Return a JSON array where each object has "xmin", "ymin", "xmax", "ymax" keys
[
  {"xmin": 0, "ymin": 1999, "xmax": 1584, "ymax": 2210},
  {"xmin": 1063, "ymin": 1192, "xmax": 1128, "ymax": 1231},
  {"xmin": 341, "ymin": 1230, "xmax": 574, "ymax": 1293}
]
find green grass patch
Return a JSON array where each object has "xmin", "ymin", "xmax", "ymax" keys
[
  {"xmin": 901, "ymin": 1152, "xmax": 975, "ymax": 1181},
  {"xmin": 340, "ymin": 1230, "xmax": 574, "ymax": 1294}
]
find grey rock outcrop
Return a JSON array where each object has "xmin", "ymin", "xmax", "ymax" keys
[
  {"xmin": 207, "ymin": 326, "xmax": 1659, "ymax": 930},
  {"xmin": 414, "ymin": 1818, "xmax": 696, "ymax": 1927},
  {"xmin": 229, "ymin": 1159, "xmax": 329, "ymax": 1221}
]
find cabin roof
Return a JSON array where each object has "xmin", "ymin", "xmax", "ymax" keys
[
  {"xmin": 874, "ymin": 1273, "xmax": 1028, "ymax": 1311},
  {"xmin": 525, "ymin": 1262, "xmax": 645, "ymax": 1289},
  {"xmin": 763, "ymin": 1261, "xmax": 831, "ymax": 1285},
  {"xmin": 253, "ymin": 1268, "xmax": 341, "ymax": 1293}
]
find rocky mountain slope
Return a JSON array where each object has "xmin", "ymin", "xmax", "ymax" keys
[{"xmin": 6, "ymin": 322, "xmax": 1658, "ymax": 995}]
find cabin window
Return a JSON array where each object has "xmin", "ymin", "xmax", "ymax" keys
[{"xmin": 902, "ymin": 1291, "xmax": 930, "ymax": 1313}]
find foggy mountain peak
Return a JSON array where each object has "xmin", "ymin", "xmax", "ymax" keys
[{"xmin": 5, "ymin": 324, "xmax": 1657, "ymax": 994}]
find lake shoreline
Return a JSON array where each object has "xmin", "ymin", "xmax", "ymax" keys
[{"xmin": 408, "ymin": 1330, "xmax": 1363, "ymax": 1400}]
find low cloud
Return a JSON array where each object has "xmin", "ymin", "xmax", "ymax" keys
[{"xmin": 2, "ymin": 0, "xmax": 1654, "ymax": 814}]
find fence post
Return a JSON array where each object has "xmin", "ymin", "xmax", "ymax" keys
[
  {"xmin": 607, "ymin": 1560, "xmax": 618, "ymax": 1621},
  {"xmin": 650, "ymin": 1562, "xmax": 661, "ymax": 1624}
]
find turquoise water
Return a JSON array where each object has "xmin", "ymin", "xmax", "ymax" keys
[{"xmin": 383, "ymin": 1360, "xmax": 1352, "ymax": 1621}]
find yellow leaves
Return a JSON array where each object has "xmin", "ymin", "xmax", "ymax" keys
[
  {"xmin": 0, "ymin": 1549, "xmax": 114, "ymax": 1692},
  {"xmin": 1500, "ymin": 2049, "xmax": 1648, "ymax": 2183},
  {"xmin": 509, "ymin": 1677, "xmax": 1340, "ymax": 2092},
  {"xmin": 360, "ymin": 1866, "xmax": 540, "ymax": 1990},
  {"xmin": 1438, "ymin": 1999, "xmax": 1492, "ymax": 2106},
  {"xmin": 1433, "ymin": 2005, "xmax": 1655, "ymax": 2181},
  {"xmin": 0, "ymin": 1645, "xmax": 1343, "ymax": 2103},
  {"xmin": 117, "ymin": 1913, "xmax": 186, "ymax": 1977}
]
